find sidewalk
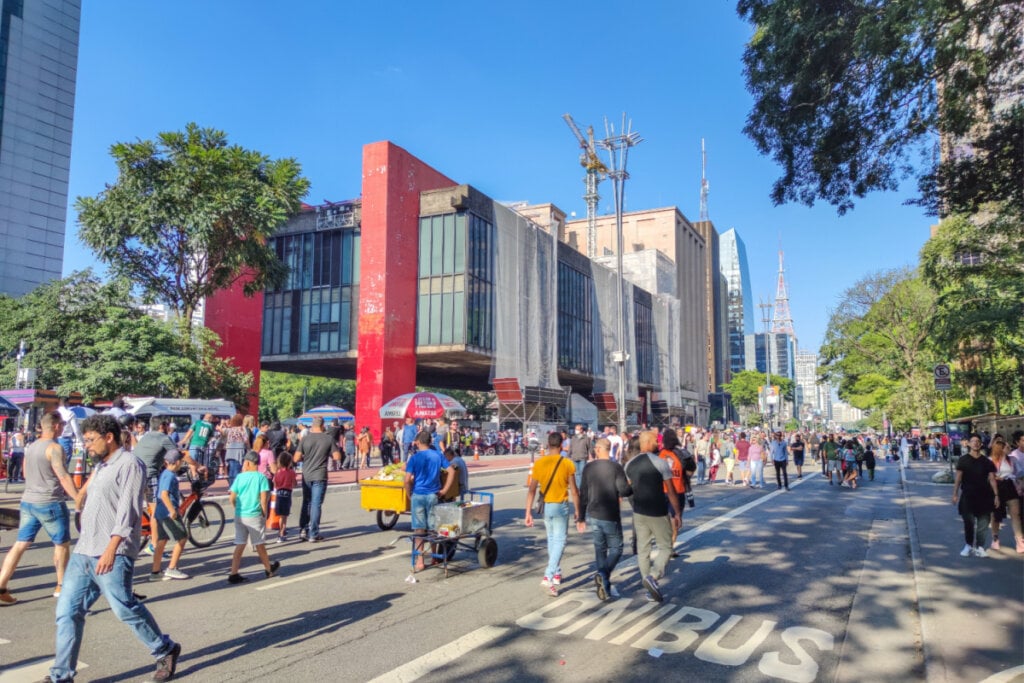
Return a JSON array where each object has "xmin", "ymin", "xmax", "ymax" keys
[
  {"xmin": 0, "ymin": 452, "xmax": 534, "ymax": 508},
  {"xmin": 901, "ymin": 459, "xmax": 1024, "ymax": 682}
]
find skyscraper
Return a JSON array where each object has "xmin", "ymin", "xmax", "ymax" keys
[
  {"xmin": 0, "ymin": 0, "xmax": 80, "ymax": 296},
  {"xmin": 719, "ymin": 228, "xmax": 754, "ymax": 375}
]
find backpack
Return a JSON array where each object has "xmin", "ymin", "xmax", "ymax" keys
[{"xmin": 676, "ymin": 447, "xmax": 698, "ymax": 475}]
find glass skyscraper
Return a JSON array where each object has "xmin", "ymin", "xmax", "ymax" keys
[
  {"xmin": 0, "ymin": 0, "xmax": 80, "ymax": 296},
  {"xmin": 719, "ymin": 228, "xmax": 754, "ymax": 375}
]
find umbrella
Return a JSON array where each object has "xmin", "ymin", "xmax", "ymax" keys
[
  {"xmin": 297, "ymin": 404, "xmax": 354, "ymax": 425},
  {"xmin": 379, "ymin": 392, "xmax": 467, "ymax": 420},
  {"xmin": 69, "ymin": 406, "xmax": 96, "ymax": 419},
  {"xmin": 0, "ymin": 395, "xmax": 19, "ymax": 417}
]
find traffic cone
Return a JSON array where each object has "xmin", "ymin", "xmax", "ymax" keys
[
  {"xmin": 474, "ymin": 445, "xmax": 480, "ymax": 462},
  {"xmin": 72, "ymin": 454, "xmax": 85, "ymax": 488}
]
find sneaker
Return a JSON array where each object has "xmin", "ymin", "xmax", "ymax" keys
[
  {"xmin": 547, "ymin": 585, "xmax": 558, "ymax": 598},
  {"xmin": 973, "ymin": 546, "xmax": 988, "ymax": 558},
  {"xmin": 265, "ymin": 560, "xmax": 281, "ymax": 578},
  {"xmin": 310, "ymin": 535, "xmax": 325, "ymax": 543},
  {"xmin": 609, "ymin": 585, "xmax": 621, "ymax": 599},
  {"xmin": 643, "ymin": 574, "xmax": 663, "ymax": 603},
  {"xmin": 148, "ymin": 571, "xmax": 163, "ymax": 582},
  {"xmin": 540, "ymin": 576, "xmax": 551, "ymax": 588},
  {"xmin": 152, "ymin": 642, "xmax": 181, "ymax": 682},
  {"xmin": 140, "ymin": 543, "xmax": 155, "ymax": 556},
  {"xmin": 52, "ymin": 584, "xmax": 62, "ymax": 598},
  {"xmin": 991, "ymin": 539, "xmax": 1000, "ymax": 550},
  {"xmin": 227, "ymin": 573, "xmax": 248, "ymax": 584},
  {"xmin": 594, "ymin": 574, "xmax": 608, "ymax": 601},
  {"xmin": 299, "ymin": 530, "xmax": 309, "ymax": 542},
  {"xmin": 274, "ymin": 536, "xmax": 284, "ymax": 544},
  {"xmin": 552, "ymin": 574, "xmax": 562, "ymax": 586},
  {"xmin": 960, "ymin": 544, "xmax": 973, "ymax": 557},
  {"xmin": 163, "ymin": 568, "xmax": 189, "ymax": 581},
  {"xmin": 643, "ymin": 592, "xmax": 657, "ymax": 603},
  {"xmin": 0, "ymin": 588, "xmax": 16, "ymax": 606}
]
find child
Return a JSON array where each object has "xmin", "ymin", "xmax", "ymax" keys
[
  {"xmin": 150, "ymin": 450, "xmax": 190, "ymax": 580},
  {"xmin": 227, "ymin": 451, "xmax": 280, "ymax": 583},
  {"xmin": 272, "ymin": 452, "xmax": 297, "ymax": 543}
]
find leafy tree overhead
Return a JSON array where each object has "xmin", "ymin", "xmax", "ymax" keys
[
  {"xmin": 722, "ymin": 370, "xmax": 794, "ymax": 409},
  {"xmin": 77, "ymin": 123, "xmax": 310, "ymax": 337},
  {"xmin": 738, "ymin": 0, "xmax": 1023, "ymax": 213}
]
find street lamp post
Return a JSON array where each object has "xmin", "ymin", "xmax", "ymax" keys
[
  {"xmin": 758, "ymin": 300, "xmax": 773, "ymax": 431},
  {"xmin": 599, "ymin": 115, "xmax": 642, "ymax": 436}
]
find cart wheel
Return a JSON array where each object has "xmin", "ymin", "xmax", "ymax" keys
[
  {"xmin": 477, "ymin": 537, "xmax": 498, "ymax": 567},
  {"xmin": 485, "ymin": 447, "xmax": 495, "ymax": 456},
  {"xmin": 377, "ymin": 510, "xmax": 399, "ymax": 530},
  {"xmin": 443, "ymin": 540, "xmax": 457, "ymax": 561}
]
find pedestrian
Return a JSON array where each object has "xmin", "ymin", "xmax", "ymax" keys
[
  {"xmin": 706, "ymin": 436, "xmax": 722, "ymax": 484},
  {"xmin": 400, "ymin": 417, "xmax": 418, "ymax": 463},
  {"xmin": 56, "ymin": 397, "xmax": 81, "ymax": 464},
  {"xmin": 342, "ymin": 425, "xmax": 357, "ymax": 469},
  {"xmin": 272, "ymin": 452, "xmax": 297, "ymax": 543},
  {"xmin": 0, "ymin": 412, "xmax": 79, "ymax": 605},
  {"xmin": 227, "ymin": 451, "xmax": 280, "ymax": 583},
  {"xmin": 294, "ymin": 416, "xmax": 340, "ymax": 542},
  {"xmin": 524, "ymin": 432, "xmax": 583, "ymax": 596},
  {"xmin": 6, "ymin": 425, "xmax": 25, "ymax": 483},
  {"xmin": 770, "ymin": 431, "xmax": 790, "ymax": 490},
  {"xmin": 953, "ymin": 435, "xmax": 999, "ymax": 557},
  {"xmin": 147, "ymin": 451, "xmax": 190, "ymax": 581},
  {"xmin": 735, "ymin": 431, "xmax": 751, "ymax": 486},
  {"xmin": 568, "ymin": 423, "xmax": 593, "ymax": 489},
  {"xmin": 405, "ymin": 431, "xmax": 456, "ymax": 571},
  {"xmin": 178, "ymin": 412, "xmax": 215, "ymax": 470},
  {"xmin": 721, "ymin": 432, "xmax": 736, "ymax": 484},
  {"xmin": 694, "ymin": 431, "xmax": 710, "ymax": 484},
  {"xmin": 790, "ymin": 433, "xmax": 806, "ymax": 479},
  {"xmin": 222, "ymin": 414, "xmax": 252, "ymax": 486},
  {"xmin": 579, "ymin": 437, "xmax": 631, "ymax": 601},
  {"xmin": 379, "ymin": 427, "xmax": 398, "ymax": 466},
  {"xmin": 808, "ymin": 432, "xmax": 821, "ymax": 465},
  {"xmin": 863, "ymin": 439, "xmax": 877, "ymax": 481},
  {"xmin": 988, "ymin": 435, "xmax": 1023, "ymax": 553},
  {"xmin": 822, "ymin": 434, "xmax": 840, "ymax": 485},
  {"xmin": 748, "ymin": 434, "xmax": 766, "ymax": 488},
  {"xmin": 658, "ymin": 429, "xmax": 690, "ymax": 556},
  {"xmin": 49, "ymin": 413, "xmax": 181, "ymax": 682},
  {"xmin": 606, "ymin": 425, "xmax": 624, "ymax": 462},
  {"xmin": 357, "ymin": 426, "xmax": 373, "ymax": 468},
  {"xmin": 624, "ymin": 430, "xmax": 681, "ymax": 603}
]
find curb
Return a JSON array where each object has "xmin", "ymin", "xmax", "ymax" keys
[{"xmin": 900, "ymin": 462, "xmax": 942, "ymax": 682}]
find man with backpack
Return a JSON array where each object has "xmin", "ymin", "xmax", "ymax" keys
[{"xmin": 659, "ymin": 429, "xmax": 695, "ymax": 557}]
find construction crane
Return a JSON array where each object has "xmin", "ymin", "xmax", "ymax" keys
[{"xmin": 562, "ymin": 113, "xmax": 608, "ymax": 259}]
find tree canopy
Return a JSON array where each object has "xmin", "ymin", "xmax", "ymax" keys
[
  {"xmin": 738, "ymin": 0, "xmax": 1023, "ymax": 213},
  {"xmin": 723, "ymin": 369, "xmax": 795, "ymax": 408},
  {"xmin": 77, "ymin": 123, "xmax": 309, "ymax": 336}
]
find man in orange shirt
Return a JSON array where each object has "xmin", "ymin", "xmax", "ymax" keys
[{"xmin": 659, "ymin": 429, "xmax": 688, "ymax": 557}]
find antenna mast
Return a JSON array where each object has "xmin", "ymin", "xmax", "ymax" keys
[{"xmin": 699, "ymin": 138, "xmax": 709, "ymax": 221}]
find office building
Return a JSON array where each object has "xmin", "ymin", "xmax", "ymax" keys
[
  {"xmin": 0, "ymin": 0, "xmax": 80, "ymax": 296},
  {"xmin": 719, "ymin": 228, "xmax": 754, "ymax": 376}
]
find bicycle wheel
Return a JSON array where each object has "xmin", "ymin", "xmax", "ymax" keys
[{"xmin": 185, "ymin": 500, "xmax": 225, "ymax": 548}]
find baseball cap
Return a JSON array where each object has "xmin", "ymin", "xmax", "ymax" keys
[{"xmin": 164, "ymin": 450, "xmax": 182, "ymax": 464}]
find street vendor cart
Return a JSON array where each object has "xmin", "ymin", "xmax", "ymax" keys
[
  {"xmin": 407, "ymin": 491, "xmax": 498, "ymax": 576},
  {"xmin": 359, "ymin": 476, "xmax": 408, "ymax": 530}
]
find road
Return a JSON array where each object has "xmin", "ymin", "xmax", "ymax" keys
[{"xmin": 0, "ymin": 459, "xmax": 1021, "ymax": 682}]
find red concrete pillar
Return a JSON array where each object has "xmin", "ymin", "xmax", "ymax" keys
[
  {"xmin": 355, "ymin": 142, "xmax": 454, "ymax": 439},
  {"xmin": 203, "ymin": 274, "xmax": 263, "ymax": 416}
]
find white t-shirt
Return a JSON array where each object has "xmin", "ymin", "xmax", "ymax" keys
[{"xmin": 607, "ymin": 434, "xmax": 624, "ymax": 461}]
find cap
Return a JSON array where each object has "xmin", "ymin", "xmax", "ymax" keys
[
  {"xmin": 164, "ymin": 450, "xmax": 182, "ymax": 464},
  {"xmin": 244, "ymin": 450, "xmax": 260, "ymax": 464}
]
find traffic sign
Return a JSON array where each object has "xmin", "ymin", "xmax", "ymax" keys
[{"xmin": 934, "ymin": 363, "xmax": 952, "ymax": 391}]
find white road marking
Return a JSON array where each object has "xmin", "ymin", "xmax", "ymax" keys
[
  {"xmin": 979, "ymin": 666, "xmax": 1024, "ymax": 683},
  {"xmin": 365, "ymin": 625, "xmax": 509, "ymax": 683},
  {"xmin": 0, "ymin": 638, "xmax": 10, "ymax": 645},
  {"xmin": 0, "ymin": 659, "xmax": 88, "ymax": 681}
]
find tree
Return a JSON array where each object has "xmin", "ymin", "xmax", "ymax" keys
[
  {"xmin": 77, "ymin": 123, "xmax": 310, "ymax": 338},
  {"xmin": 722, "ymin": 370, "xmax": 795, "ymax": 410},
  {"xmin": 258, "ymin": 372, "xmax": 356, "ymax": 423},
  {"xmin": 738, "ymin": 0, "xmax": 1023, "ymax": 213}
]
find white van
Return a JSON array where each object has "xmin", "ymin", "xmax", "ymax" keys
[{"xmin": 127, "ymin": 397, "xmax": 237, "ymax": 432}]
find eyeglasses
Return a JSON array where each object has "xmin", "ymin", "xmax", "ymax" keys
[{"xmin": 82, "ymin": 435, "xmax": 104, "ymax": 445}]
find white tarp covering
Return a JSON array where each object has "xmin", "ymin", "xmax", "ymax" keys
[
  {"xmin": 589, "ymin": 263, "xmax": 637, "ymax": 398},
  {"xmin": 652, "ymin": 294, "xmax": 682, "ymax": 408}
]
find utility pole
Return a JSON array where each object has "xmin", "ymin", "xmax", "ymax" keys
[
  {"xmin": 598, "ymin": 114, "xmax": 642, "ymax": 436},
  {"xmin": 758, "ymin": 300, "xmax": 773, "ymax": 430}
]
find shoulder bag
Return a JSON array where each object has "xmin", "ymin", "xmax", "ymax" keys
[{"xmin": 532, "ymin": 457, "xmax": 563, "ymax": 516}]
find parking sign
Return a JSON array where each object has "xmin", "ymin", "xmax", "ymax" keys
[{"xmin": 934, "ymin": 363, "xmax": 952, "ymax": 391}]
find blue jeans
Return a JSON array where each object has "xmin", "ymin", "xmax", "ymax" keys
[
  {"xmin": 51, "ymin": 553, "xmax": 174, "ymax": 682},
  {"xmin": 17, "ymin": 501, "xmax": 70, "ymax": 544},
  {"xmin": 299, "ymin": 479, "xmax": 327, "ymax": 537},
  {"xmin": 588, "ymin": 517, "xmax": 623, "ymax": 589},
  {"xmin": 697, "ymin": 458, "xmax": 706, "ymax": 483},
  {"xmin": 410, "ymin": 492, "xmax": 438, "ymax": 530},
  {"xmin": 226, "ymin": 458, "xmax": 242, "ymax": 487},
  {"xmin": 573, "ymin": 460, "xmax": 586, "ymax": 489},
  {"xmin": 543, "ymin": 500, "xmax": 570, "ymax": 579}
]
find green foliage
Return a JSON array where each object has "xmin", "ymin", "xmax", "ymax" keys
[
  {"xmin": 784, "ymin": 418, "xmax": 800, "ymax": 431},
  {"xmin": 0, "ymin": 271, "xmax": 251, "ymax": 404},
  {"xmin": 722, "ymin": 370, "xmax": 795, "ymax": 409},
  {"xmin": 258, "ymin": 372, "xmax": 356, "ymax": 423},
  {"xmin": 77, "ymin": 123, "xmax": 310, "ymax": 335},
  {"xmin": 738, "ymin": 0, "xmax": 1023, "ymax": 212}
]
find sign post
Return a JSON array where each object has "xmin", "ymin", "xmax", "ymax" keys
[{"xmin": 934, "ymin": 363, "xmax": 952, "ymax": 472}]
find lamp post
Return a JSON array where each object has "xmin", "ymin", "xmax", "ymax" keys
[
  {"xmin": 598, "ymin": 115, "xmax": 642, "ymax": 436},
  {"xmin": 758, "ymin": 300, "xmax": 773, "ymax": 430}
]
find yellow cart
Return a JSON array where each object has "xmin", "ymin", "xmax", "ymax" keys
[{"xmin": 359, "ymin": 477, "xmax": 409, "ymax": 530}]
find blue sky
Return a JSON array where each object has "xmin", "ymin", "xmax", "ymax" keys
[{"xmin": 64, "ymin": 1, "xmax": 934, "ymax": 353}]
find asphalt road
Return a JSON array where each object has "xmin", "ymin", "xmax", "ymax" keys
[{"xmin": 1, "ymin": 459, "xmax": 1021, "ymax": 682}]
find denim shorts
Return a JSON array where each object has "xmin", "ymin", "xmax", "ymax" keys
[
  {"xmin": 17, "ymin": 501, "xmax": 71, "ymax": 544},
  {"xmin": 410, "ymin": 493, "xmax": 438, "ymax": 531}
]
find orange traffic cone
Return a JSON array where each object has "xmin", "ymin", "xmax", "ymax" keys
[
  {"xmin": 474, "ymin": 445, "xmax": 480, "ymax": 462},
  {"xmin": 72, "ymin": 454, "xmax": 85, "ymax": 488}
]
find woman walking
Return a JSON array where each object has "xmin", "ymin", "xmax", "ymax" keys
[
  {"xmin": 953, "ymin": 435, "xmax": 999, "ymax": 557},
  {"xmin": 988, "ymin": 434, "xmax": 1024, "ymax": 553},
  {"xmin": 748, "ymin": 435, "xmax": 765, "ymax": 489}
]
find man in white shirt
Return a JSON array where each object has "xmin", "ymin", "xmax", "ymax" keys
[
  {"xmin": 56, "ymin": 397, "xmax": 81, "ymax": 464},
  {"xmin": 606, "ymin": 426, "xmax": 624, "ymax": 462}
]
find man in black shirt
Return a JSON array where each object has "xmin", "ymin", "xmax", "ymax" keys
[
  {"xmin": 579, "ymin": 438, "xmax": 632, "ymax": 601},
  {"xmin": 624, "ymin": 430, "xmax": 681, "ymax": 603},
  {"xmin": 294, "ymin": 417, "xmax": 340, "ymax": 542}
]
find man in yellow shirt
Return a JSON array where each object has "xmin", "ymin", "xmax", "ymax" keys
[{"xmin": 525, "ymin": 432, "xmax": 584, "ymax": 597}]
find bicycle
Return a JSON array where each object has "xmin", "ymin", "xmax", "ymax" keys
[{"xmin": 75, "ymin": 470, "xmax": 225, "ymax": 548}]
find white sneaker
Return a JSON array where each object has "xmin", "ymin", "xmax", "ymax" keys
[
  {"xmin": 960, "ymin": 544, "xmax": 973, "ymax": 557},
  {"xmin": 162, "ymin": 568, "xmax": 189, "ymax": 580},
  {"xmin": 609, "ymin": 585, "xmax": 621, "ymax": 599},
  {"xmin": 140, "ymin": 543, "xmax": 155, "ymax": 556},
  {"xmin": 972, "ymin": 546, "xmax": 988, "ymax": 558}
]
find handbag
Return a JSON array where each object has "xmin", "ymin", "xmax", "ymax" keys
[{"xmin": 531, "ymin": 458, "xmax": 562, "ymax": 516}]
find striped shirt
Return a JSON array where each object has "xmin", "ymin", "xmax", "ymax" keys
[{"xmin": 75, "ymin": 448, "xmax": 145, "ymax": 559}]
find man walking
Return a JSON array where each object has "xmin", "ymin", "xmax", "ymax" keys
[
  {"xmin": 56, "ymin": 397, "xmax": 80, "ymax": 464},
  {"xmin": 579, "ymin": 438, "xmax": 632, "ymax": 600},
  {"xmin": 178, "ymin": 413, "xmax": 215, "ymax": 469},
  {"xmin": 405, "ymin": 431, "xmax": 455, "ymax": 571},
  {"xmin": 525, "ymin": 432, "xmax": 584, "ymax": 597},
  {"xmin": 294, "ymin": 417, "xmax": 340, "ymax": 542},
  {"xmin": 50, "ymin": 413, "xmax": 180, "ymax": 682},
  {"xmin": 568, "ymin": 424, "xmax": 592, "ymax": 488},
  {"xmin": 624, "ymin": 430, "xmax": 681, "ymax": 603},
  {"xmin": 400, "ymin": 417, "xmax": 418, "ymax": 463},
  {"xmin": 771, "ymin": 431, "xmax": 790, "ymax": 490},
  {"xmin": 0, "ymin": 412, "xmax": 79, "ymax": 605}
]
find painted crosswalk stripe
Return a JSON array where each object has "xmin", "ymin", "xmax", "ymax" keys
[
  {"xmin": 366, "ymin": 626, "xmax": 509, "ymax": 683},
  {"xmin": 0, "ymin": 659, "xmax": 88, "ymax": 682}
]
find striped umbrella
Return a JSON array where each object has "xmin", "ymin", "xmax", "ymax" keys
[{"xmin": 297, "ymin": 404, "xmax": 354, "ymax": 425}]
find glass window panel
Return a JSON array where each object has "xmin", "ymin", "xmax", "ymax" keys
[
  {"xmin": 441, "ymin": 293, "xmax": 453, "ymax": 345},
  {"xmin": 430, "ymin": 293, "xmax": 442, "ymax": 345},
  {"xmin": 454, "ymin": 214, "xmax": 466, "ymax": 273},
  {"xmin": 300, "ymin": 299, "xmax": 310, "ymax": 352},
  {"xmin": 419, "ymin": 219, "xmax": 431, "ymax": 278},
  {"xmin": 352, "ymin": 233, "xmax": 360, "ymax": 283},
  {"xmin": 342, "ymin": 232, "xmax": 353, "ymax": 284},
  {"xmin": 340, "ymin": 301, "xmax": 351, "ymax": 349},
  {"xmin": 281, "ymin": 306, "xmax": 292, "ymax": 354},
  {"xmin": 329, "ymin": 329, "xmax": 339, "ymax": 351},
  {"xmin": 431, "ymin": 218, "xmax": 444, "ymax": 275},
  {"xmin": 442, "ymin": 214, "xmax": 455, "ymax": 274},
  {"xmin": 417, "ymin": 294, "xmax": 430, "ymax": 345},
  {"xmin": 453, "ymin": 291, "xmax": 465, "ymax": 344}
]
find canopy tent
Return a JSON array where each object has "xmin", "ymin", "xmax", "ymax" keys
[
  {"xmin": 297, "ymin": 405, "xmax": 354, "ymax": 425},
  {"xmin": 0, "ymin": 395, "xmax": 20, "ymax": 417},
  {"xmin": 379, "ymin": 392, "xmax": 467, "ymax": 420}
]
